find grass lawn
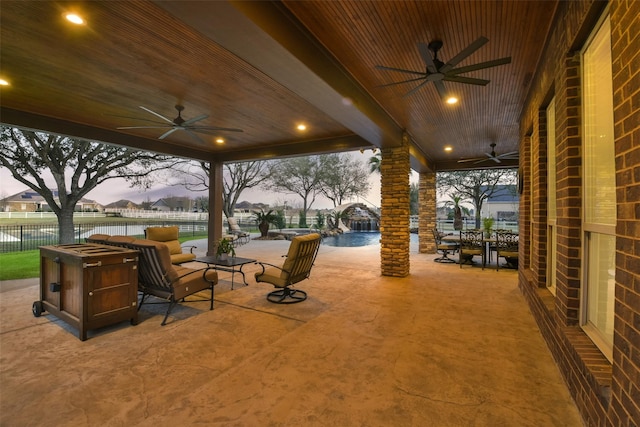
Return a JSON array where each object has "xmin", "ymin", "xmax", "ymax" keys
[
  {"xmin": 0, "ymin": 250, "xmax": 40, "ymax": 280},
  {"xmin": 0, "ymin": 235, "xmax": 209, "ymax": 281}
]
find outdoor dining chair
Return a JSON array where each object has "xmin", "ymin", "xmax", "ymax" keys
[
  {"xmin": 494, "ymin": 230, "xmax": 519, "ymax": 271},
  {"xmin": 459, "ymin": 230, "xmax": 485, "ymax": 269}
]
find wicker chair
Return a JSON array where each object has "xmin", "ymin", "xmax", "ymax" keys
[{"xmin": 254, "ymin": 233, "xmax": 321, "ymax": 304}]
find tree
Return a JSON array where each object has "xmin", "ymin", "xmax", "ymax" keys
[
  {"xmin": 319, "ymin": 153, "xmax": 370, "ymax": 207},
  {"xmin": 436, "ymin": 169, "xmax": 518, "ymax": 229},
  {"xmin": 368, "ymin": 151, "xmax": 381, "ymax": 174},
  {"xmin": 0, "ymin": 127, "xmax": 176, "ymax": 243},
  {"xmin": 265, "ymin": 155, "xmax": 330, "ymax": 227},
  {"xmin": 445, "ymin": 193, "xmax": 466, "ymax": 230},
  {"xmin": 252, "ymin": 209, "xmax": 278, "ymax": 237},
  {"xmin": 409, "ymin": 182, "xmax": 419, "ymax": 215},
  {"xmin": 179, "ymin": 161, "xmax": 270, "ymax": 219}
]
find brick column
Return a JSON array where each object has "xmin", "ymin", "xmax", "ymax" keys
[
  {"xmin": 380, "ymin": 133, "xmax": 410, "ymax": 277},
  {"xmin": 418, "ymin": 172, "xmax": 436, "ymax": 253},
  {"xmin": 554, "ymin": 54, "xmax": 582, "ymax": 325}
]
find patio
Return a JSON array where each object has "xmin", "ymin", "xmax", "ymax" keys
[{"xmin": 0, "ymin": 238, "xmax": 582, "ymax": 426}]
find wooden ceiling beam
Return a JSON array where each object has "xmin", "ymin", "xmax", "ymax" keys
[
  {"xmin": 1, "ymin": 107, "xmax": 214, "ymax": 161},
  {"xmin": 215, "ymin": 134, "xmax": 373, "ymax": 163}
]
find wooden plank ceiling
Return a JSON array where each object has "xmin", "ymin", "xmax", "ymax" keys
[{"xmin": 0, "ymin": 1, "xmax": 557, "ymax": 172}]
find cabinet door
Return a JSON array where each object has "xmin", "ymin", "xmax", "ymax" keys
[{"xmin": 86, "ymin": 262, "xmax": 137, "ymax": 322}]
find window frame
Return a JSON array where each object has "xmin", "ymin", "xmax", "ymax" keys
[{"xmin": 579, "ymin": 12, "xmax": 616, "ymax": 362}]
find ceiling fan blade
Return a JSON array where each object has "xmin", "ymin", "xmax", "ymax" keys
[
  {"xmin": 457, "ymin": 157, "xmax": 486, "ymax": 163},
  {"xmin": 190, "ymin": 126, "xmax": 244, "ymax": 133},
  {"xmin": 496, "ymin": 151, "xmax": 519, "ymax": 158},
  {"xmin": 185, "ymin": 129, "xmax": 206, "ymax": 144},
  {"xmin": 448, "ymin": 57, "xmax": 512, "ymax": 75},
  {"xmin": 417, "ymin": 43, "xmax": 438, "ymax": 74},
  {"xmin": 182, "ymin": 114, "xmax": 209, "ymax": 126},
  {"xmin": 403, "ymin": 80, "xmax": 430, "ymax": 97},
  {"xmin": 375, "ymin": 65, "xmax": 426, "ymax": 76},
  {"xmin": 474, "ymin": 157, "xmax": 493, "ymax": 164},
  {"xmin": 375, "ymin": 76, "xmax": 428, "ymax": 88},
  {"xmin": 139, "ymin": 106, "xmax": 175, "ymax": 124},
  {"xmin": 440, "ymin": 36, "xmax": 489, "ymax": 74},
  {"xmin": 109, "ymin": 115, "xmax": 169, "ymax": 125},
  {"xmin": 433, "ymin": 80, "xmax": 448, "ymax": 99},
  {"xmin": 117, "ymin": 125, "xmax": 171, "ymax": 130},
  {"xmin": 443, "ymin": 75, "xmax": 490, "ymax": 86},
  {"xmin": 158, "ymin": 127, "xmax": 180, "ymax": 140}
]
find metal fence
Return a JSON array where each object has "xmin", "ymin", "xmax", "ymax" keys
[
  {"xmin": 435, "ymin": 219, "xmax": 519, "ymax": 233},
  {"xmin": 0, "ymin": 221, "xmax": 209, "ymax": 253}
]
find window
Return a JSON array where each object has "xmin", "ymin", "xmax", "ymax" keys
[
  {"xmin": 547, "ymin": 98, "xmax": 557, "ymax": 295},
  {"xmin": 581, "ymin": 15, "xmax": 615, "ymax": 361}
]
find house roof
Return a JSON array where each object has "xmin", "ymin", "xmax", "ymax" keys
[{"xmin": 1, "ymin": 189, "xmax": 98, "ymax": 205}]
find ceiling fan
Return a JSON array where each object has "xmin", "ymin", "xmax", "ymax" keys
[
  {"xmin": 116, "ymin": 104, "xmax": 243, "ymax": 142},
  {"xmin": 458, "ymin": 143, "xmax": 519, "ymax": 164},
  {"xmin": 375, "ymin": 36, "xmax": 511, "ymax": 98}
]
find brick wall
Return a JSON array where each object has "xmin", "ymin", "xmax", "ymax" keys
[
  {"xmin": 380, "ymin": 133, "xmax": 410, "ymax": 277},
  {"xmin": 519, "ymin": 0, "xmax": 640, "ymax": 425},
  {"xmin": 609, "ymin": 0, "xmax": 640, "ymax": 424}
]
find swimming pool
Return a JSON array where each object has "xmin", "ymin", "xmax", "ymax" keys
[{"xmin": 322, "ymin": 232, "xmax": 419, "ymax": 247}]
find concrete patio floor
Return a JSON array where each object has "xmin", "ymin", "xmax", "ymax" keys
[{"xmin": 0, "ymin": 236, "xmax": 583, "ymax": 426}]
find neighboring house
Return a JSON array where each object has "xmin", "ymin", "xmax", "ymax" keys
[
  {"xmin": 480, "ymin": 185, "xmax": 519, "ymax": 221},
  {"xmin": 103, "ymin": 199, "xmax": 141, "ymax": 210},
  {"xmin": 150, "ymin": 196, "xmax": 194, "ymax": 212},
  {"xmin": 233, "ymin": 201, "xmax": 270, "ymax": 215},
  {"xmin": 0, "ymin": 189, "xmax": 102, "ymax": 212}
]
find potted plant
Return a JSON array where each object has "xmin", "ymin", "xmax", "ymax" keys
[
  {"xmin": 216, "ymin": 237, "xmax": 235, "ymax": 260},
  {"xmin": 252, "ymin": 209, "xmax": 278, "ymax": 238},
  {"xmin": 482, "ymin": 217, "xmax": 495, "ymax": 238}
]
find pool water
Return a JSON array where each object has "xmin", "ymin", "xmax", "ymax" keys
[{"xmin": 322, "ymin": 232, "xmax": 418, "ymax": 247}]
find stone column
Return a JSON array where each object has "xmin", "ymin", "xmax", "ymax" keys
[
  {"xmin": 379, "ymin": 133, "xmax": 410, "ymax": 277},
  {"xmin": 418, "ymin": 172, "xmax": 436, "ymax": 253}
]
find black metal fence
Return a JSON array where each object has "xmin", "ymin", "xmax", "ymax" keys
[{"xmin": 0, "ymin": 221, "xmax": 209, "ymax": 253}]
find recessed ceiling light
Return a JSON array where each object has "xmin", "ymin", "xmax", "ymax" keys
[
  {"xmin": 65, "ymin": 13, "xmax": 85, "ymax": 25},
  {"xmin": 0, "ymin": 79, "xmax": 9, "ymax": 86},
  {"xmin": 215, "ymin": 138, "xmax": 225, "ymax": 144},
  {"xmin": 446, "ymin": 96, "xmax": 458, "ymax": 105},
  {"xmin": 444, "ymin": 146, "xmax": 453, "ymax": 152},
  {"xmin": 296, "ymin": 124, "xmax": 307, "ymax": 131}
]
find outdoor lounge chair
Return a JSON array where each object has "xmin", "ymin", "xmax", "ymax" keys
[
  {"xmin": 144, "ymin": 226, "xmax": 196, "ymax": 264},
  {"xmin": 254, "ymin": 233, "xmax": 321, "ymax": 304},
  {"xmin": 126, "ymin": 238, "xmax": 218, "ymax": 325},
  {"xmin": 432, "ymin": 228, "xmax": 458, "ymax": 263},
  {"xmin": 227, "ymin": 217, "xmax": 251, "ymax": 245}
]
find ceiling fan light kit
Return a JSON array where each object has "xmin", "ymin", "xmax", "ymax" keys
[{"xmin": 375, "ymin": 36, "xmax": 511, "ymax": 99}]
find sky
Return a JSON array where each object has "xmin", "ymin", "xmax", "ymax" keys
[{"xmin": 0, "ymin": 151, "xmax": 385, "ymax": 210}]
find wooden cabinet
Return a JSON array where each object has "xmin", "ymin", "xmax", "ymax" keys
[{"xmin": 33, "ymin": 243, "xmax": 139, "ymax": 340}]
